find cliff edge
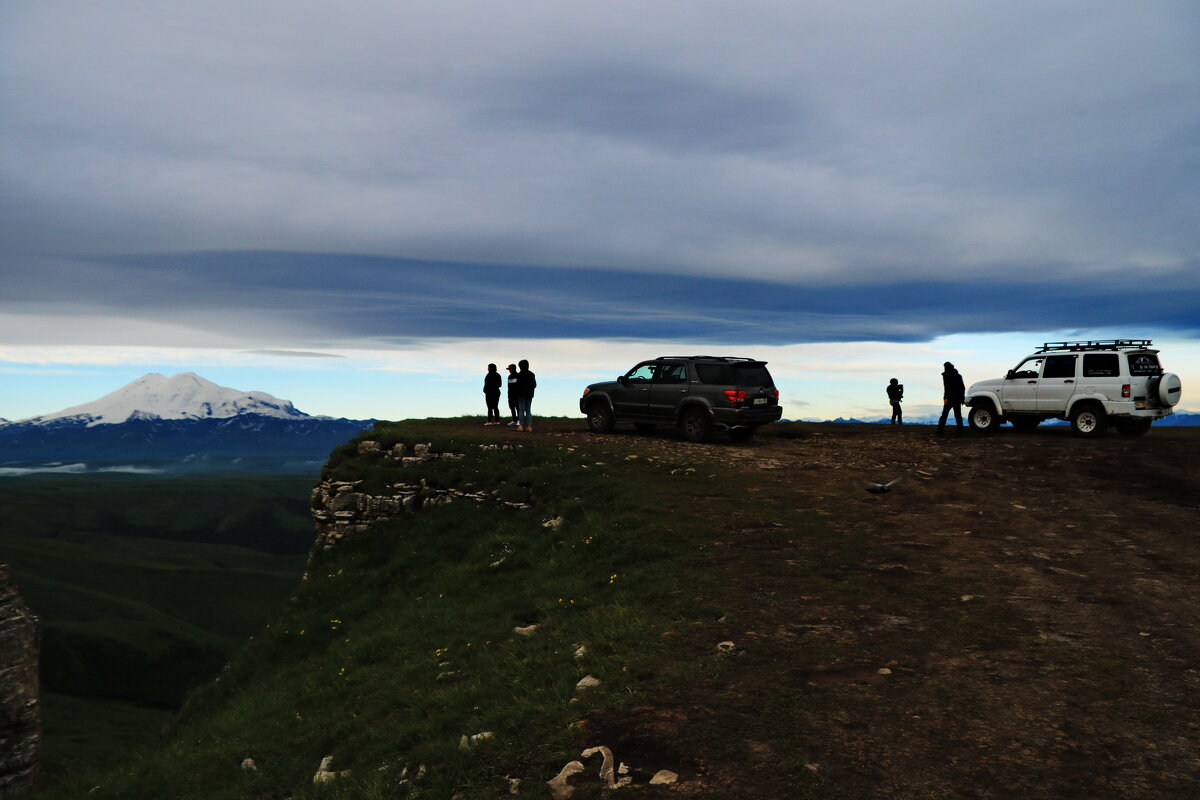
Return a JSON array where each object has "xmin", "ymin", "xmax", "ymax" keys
[{"xmin": 0, "ymin": 565, "xmax": 40, "ymax": 797}]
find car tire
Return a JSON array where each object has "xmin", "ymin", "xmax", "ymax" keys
[
  {"xmin": 1009, "ymin": 416, "xmax": 1040, "ymax": 431},
  {"xmin": 1116, "ymin": 418, "xmax": 1152, "ymax": 437},
  {"xmin": 1070, "ymin": 404, "xmax": 1108, "ymax": 437},
  {"xmin": 728, "ymin": 426, "xmax": 756, "ymax": 442},
  {"xmin": 633, "ymin": 422, "xmax": 657, "ymax": 433},
  {"xmin": 968, "ymin": 404, "xmax": 1000, "ymax": 433},
  {"xmin": 586, "ymin": 402, "xmax": 615, "ymax": 434},
  {"xmin": 681, "ymin": 409, "xmax": 713, "ymax": 443}
]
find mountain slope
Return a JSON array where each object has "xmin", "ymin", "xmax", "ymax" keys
[{"xmin": 22, "ymin": 373, "xmax": 307, "ymax": 427}]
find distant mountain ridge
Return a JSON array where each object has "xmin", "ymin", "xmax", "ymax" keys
[
  {"xmin": 16, "ymin": 372, "xmax": 309, "ymax": 427},
  {"xmin": 0, "ymin": 374, "xmax": 372, "ymax": 468}
]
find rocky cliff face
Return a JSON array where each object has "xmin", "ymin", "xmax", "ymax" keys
[{"xmin": 0, "ymin": 565, "xmax": 40, "ymax": 797}]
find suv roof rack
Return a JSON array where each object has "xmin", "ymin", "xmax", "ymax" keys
[
  {"xmin": 655, "ymin": 355, "xmax": 759, "ymax": 362},
  {"xmin": 1036, "ymin": 339, "xmax": 1154, "ymax": 353}
]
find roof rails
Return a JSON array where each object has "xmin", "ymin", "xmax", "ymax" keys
[
  {"xmin": 655, "ymin": 356, "xmax": 759, "ymax": 362},
  {"xmin": 1036, "ymin": 339, "xmax": 1154, "ymax": 353}
]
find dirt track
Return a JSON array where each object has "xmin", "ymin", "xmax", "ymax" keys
[{"xmin": 540, "ymin": 420, "xmax": 1200, "ymax": 798}]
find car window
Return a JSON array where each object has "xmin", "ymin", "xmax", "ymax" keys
[
  {"xmin": 625, "ymin": 364, "xmax": 655, "ymax": 383},
  {"xmin": 1083, "ymin": 354, "xmax": 1119, "ymax": 377},
  {"xmin": 1042, "ymin": 355, "xmax": 1077, "ymax": 379},
  {"xmin": 695, "ymin": 363, "xmax": 734, "ymax": 384},
  {"xmin": 1127, "ymin": 353, "xmax": 1162, "ymax": 376},
  {"xmin": 1011, "ymin": 357, "xmax": 1043, "ymax": 379},
  {"xmin": 731, "ymin": 364, "xmax": 773, "ymax": 387},
  {"xmin": 654, "ymin": 363, "xmax": 687, "ymax": 384}
]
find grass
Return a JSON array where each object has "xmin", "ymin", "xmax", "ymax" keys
[{"xmin": 33, "ymin": 417, "xmax": 1174, "ymax": 798}]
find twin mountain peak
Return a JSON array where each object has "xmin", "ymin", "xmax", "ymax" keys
[{"xmin": 14, "ymin": 372, "xmax": 321, "ymax": 427}]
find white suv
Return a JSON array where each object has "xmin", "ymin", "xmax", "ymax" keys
[{"xmin": 965, "ymin": 340, "xmax": 1182, "ymax": 437}]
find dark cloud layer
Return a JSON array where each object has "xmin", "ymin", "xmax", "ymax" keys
[{"xmin": 7, "ymin": 251, "xmax": 1195, "ymax": 347}]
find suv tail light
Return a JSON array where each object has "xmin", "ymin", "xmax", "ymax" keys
[
  {"xmin": 723, "ymin": 390, "xmax": 746, "ymax": 404},
  {"xmin": 1122, "ymin": 384, "xmax": 1131, "ymax": 398},
  {"xmin": 771, "ymin": 389, "xmax": 779, "ymax": 399}
]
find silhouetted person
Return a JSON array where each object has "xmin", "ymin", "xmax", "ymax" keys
[
  {"xmin": 938, "ymin": 361, "xmax": 965, "ymax": 435},
  {"xmin": 515, "ymin": 359, "xmax": 537, "ymax": 432},
  {"xmin": 483, "ymin": 363, "xmax": 502, "ymax": 425},
  {"xmin": 887, "ymin": 378, "xmax": 904, "ymax": 425},
  {"xmin": 505, "ymin": 364, "xmax": 519, "ymax": 426}
]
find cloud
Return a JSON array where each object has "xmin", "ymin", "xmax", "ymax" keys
[{"xmin": 245, "ymin": 350, "xmax": 347, "ymax": 359}]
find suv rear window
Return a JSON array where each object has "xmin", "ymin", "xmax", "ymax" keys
[
  {"xmin": 695, "ymin": 362, "xmax": 773, "ymax": 386},
  {"xmin": 1127, "ymin": 353, "xmax": 1162, "ymax": 376}
]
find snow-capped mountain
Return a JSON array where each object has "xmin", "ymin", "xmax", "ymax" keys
[
  {"xmin": 1, "ymin": 373, "xmax": 372, "ymax": 469},
  {"xmin": 22, "ymin": 373, "xmax": 309, "ymax": 427}
]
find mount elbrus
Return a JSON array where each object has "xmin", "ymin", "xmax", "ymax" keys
[{"xmin": 0, "ymin": 373, "xmax": 371, "ymax": 465}]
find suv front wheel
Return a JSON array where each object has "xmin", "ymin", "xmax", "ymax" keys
[
  {"xmin": 681, "ymin": 408, "xmax": 713, "ymax": 443},
  {"xmin": 1070, "ymin": 404, "xmax": 1108, "ymax": 437},
  {"xmin": 586, "ymin": 402, "xmax": 615, "ymax": 434},
  {"xmin": 968, "ymin": 404, "xmax": 1000, "ymax": 433}
]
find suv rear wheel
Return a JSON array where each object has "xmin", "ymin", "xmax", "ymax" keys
[
  {"xmin": 968, "ymin": 404, "xmax": 1000, "ymax": 433},
  {"xmin": 586, "ymin": 402, "xmax": 615, "ymax": 434},
  {"xmin": 1070, "ymin": 404, "xmax": 1108, "ymax": 437},
  {"xmin": 681, "ymin": 408, "xmax": 713, "ymax": 443}
]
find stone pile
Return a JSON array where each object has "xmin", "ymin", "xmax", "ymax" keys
[{"xmin": 0, "ymin": 565, "xmax": 40, "ymax": 798}]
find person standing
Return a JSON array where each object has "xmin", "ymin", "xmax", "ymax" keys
[
  {"xmin": 505, "ymin": 364, "xmax": 520, "ymax": 426},
  {"xmin": 887, "ymin": 378, "xmax": 904, "ymax": 425},
  {"xmin": 938, "ymin": 361, "xmax": 965, "ymax": 435},
  {"xmin": 515, "ymin": 359, "xmax": 537, "ymax": 432},
  {"xmin": 483, "ymin": 363, "xmax": 502, "ymax": 425}
]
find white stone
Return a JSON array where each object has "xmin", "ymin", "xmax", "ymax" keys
[
  {"xmin": 716, "ymin": 641, "xmax": 735, "ymax": 652},
  {"xmin": 514, "ymin": 624, "xmax": 539, "ymax": 636},
  {"xmin": 649, "ymin": 769, "xmax": 678, "ymax": 785},
  {"xmin": 575, "ymin": 675, "xmax": 601, "ymax": 691},
  {"xmin": 241, "ymin": 757, "xmax": 257, "ymax": 770},
  {"xmin": 547, "ymin": 761, "xmax": 585, "ymax": 800}
]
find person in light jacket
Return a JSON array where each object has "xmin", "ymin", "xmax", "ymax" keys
[{"xmin": 515, "ymin": 359, "xmax": 537, "ymax": 432}]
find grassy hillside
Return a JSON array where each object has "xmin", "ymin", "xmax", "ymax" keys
[
  {"xmin": 33, "ymin": 419, "xmax": 1200, "ymax": 798},
  {"xmin": 0, "ymin": 473, "xmax": 315, "ymax": 779}
]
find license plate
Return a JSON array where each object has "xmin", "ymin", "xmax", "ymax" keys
[
  {"xmin": 753, "ymin": 397, "xmax": 768, "ymax": 405},
  {"xmin": 1135, "ymin": 401, "xmax": 1146, "ymax": 409}
]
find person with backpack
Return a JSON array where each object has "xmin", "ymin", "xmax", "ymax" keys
[{"xmin": 887, "ymin": 378, "xmax": 904, "ymax": 425}]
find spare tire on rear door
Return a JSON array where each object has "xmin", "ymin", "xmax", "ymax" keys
[{"xmin": 1156, "ymin": 373, "xmax": 1182, "ymax": 407}]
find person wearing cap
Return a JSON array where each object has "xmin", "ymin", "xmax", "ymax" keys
[
  {"xmin": 938, "ymin": 361, "xmax": 966, "ymax": 435},
  {"xmin": 505, "ymin": 364, "xmax": 520, "ymax": 426}
]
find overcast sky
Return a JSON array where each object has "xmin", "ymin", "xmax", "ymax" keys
[{"xmin": 1, "ymin": 1, "xmax": 1197, "ymax": 421}]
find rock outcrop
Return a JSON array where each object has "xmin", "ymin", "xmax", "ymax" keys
[
  {"xmin": 0, "ymin": 565, "xmax": 40, "ymax": 797},
  {"xmin": 309, "ymin": 441, "xmax": 529, "ymax": 553}
]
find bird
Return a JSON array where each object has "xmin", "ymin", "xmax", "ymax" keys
[{"xmin": 864, "ymin": 470, "xmax": 912, "ymax": 494}]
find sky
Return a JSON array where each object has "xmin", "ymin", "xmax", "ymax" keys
[{"xmin": 1, "ymin": 1, "xmax": 1197, "ymax": 424}]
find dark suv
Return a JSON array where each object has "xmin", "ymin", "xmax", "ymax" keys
[{"xmin": 580, "ymin": 356, "xmax": 783, "ymax": 442}]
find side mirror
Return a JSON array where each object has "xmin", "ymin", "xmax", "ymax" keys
[
  {"xmin": 1005, "ymin": 370, "xmax": 1015, "ymax": 380},
  {"xmin": 617, "ymin": 376, "xmax": 627, "ymax": 386}
]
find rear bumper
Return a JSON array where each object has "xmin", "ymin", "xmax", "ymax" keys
[{"xmin": 712, "ymin": 406, "xmax": 783, "ymax": 428}]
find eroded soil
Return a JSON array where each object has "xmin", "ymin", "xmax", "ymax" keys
[{"xmin": 537, "ymin": 420, "xmax": 1200, "ymax": 799}]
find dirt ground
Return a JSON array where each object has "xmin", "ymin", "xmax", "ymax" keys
[{"xmin": 537, "ymin": 419, "xmax": 1200, "ymax": 799}]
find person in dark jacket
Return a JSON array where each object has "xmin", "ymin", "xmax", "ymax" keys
[
  {"xmin": 483, "ymin": 363, "xmax": 502, "ymax": 425},
  {"xmin": 515, "ymin": 359, "xmax": 537, "ymax": 432},
  {"xmin": 505, "ymin": 363, "xmax": 519, "ymax": 426},
  {"xmin": 887, "ymin": 378, "xmax": 904, "ymax": 425},
  {"xmin": 938, "ymin": 361, "xmax": 966, "ymax": 435}
]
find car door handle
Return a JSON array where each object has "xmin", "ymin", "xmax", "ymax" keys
[
  {"xmin": 1027, "ymin": 380, "xmax": 1037, "ymax": 384},
  {"xmin": 1064, "ymin": 379, "xmax": 1074, "ymax": 383}
]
